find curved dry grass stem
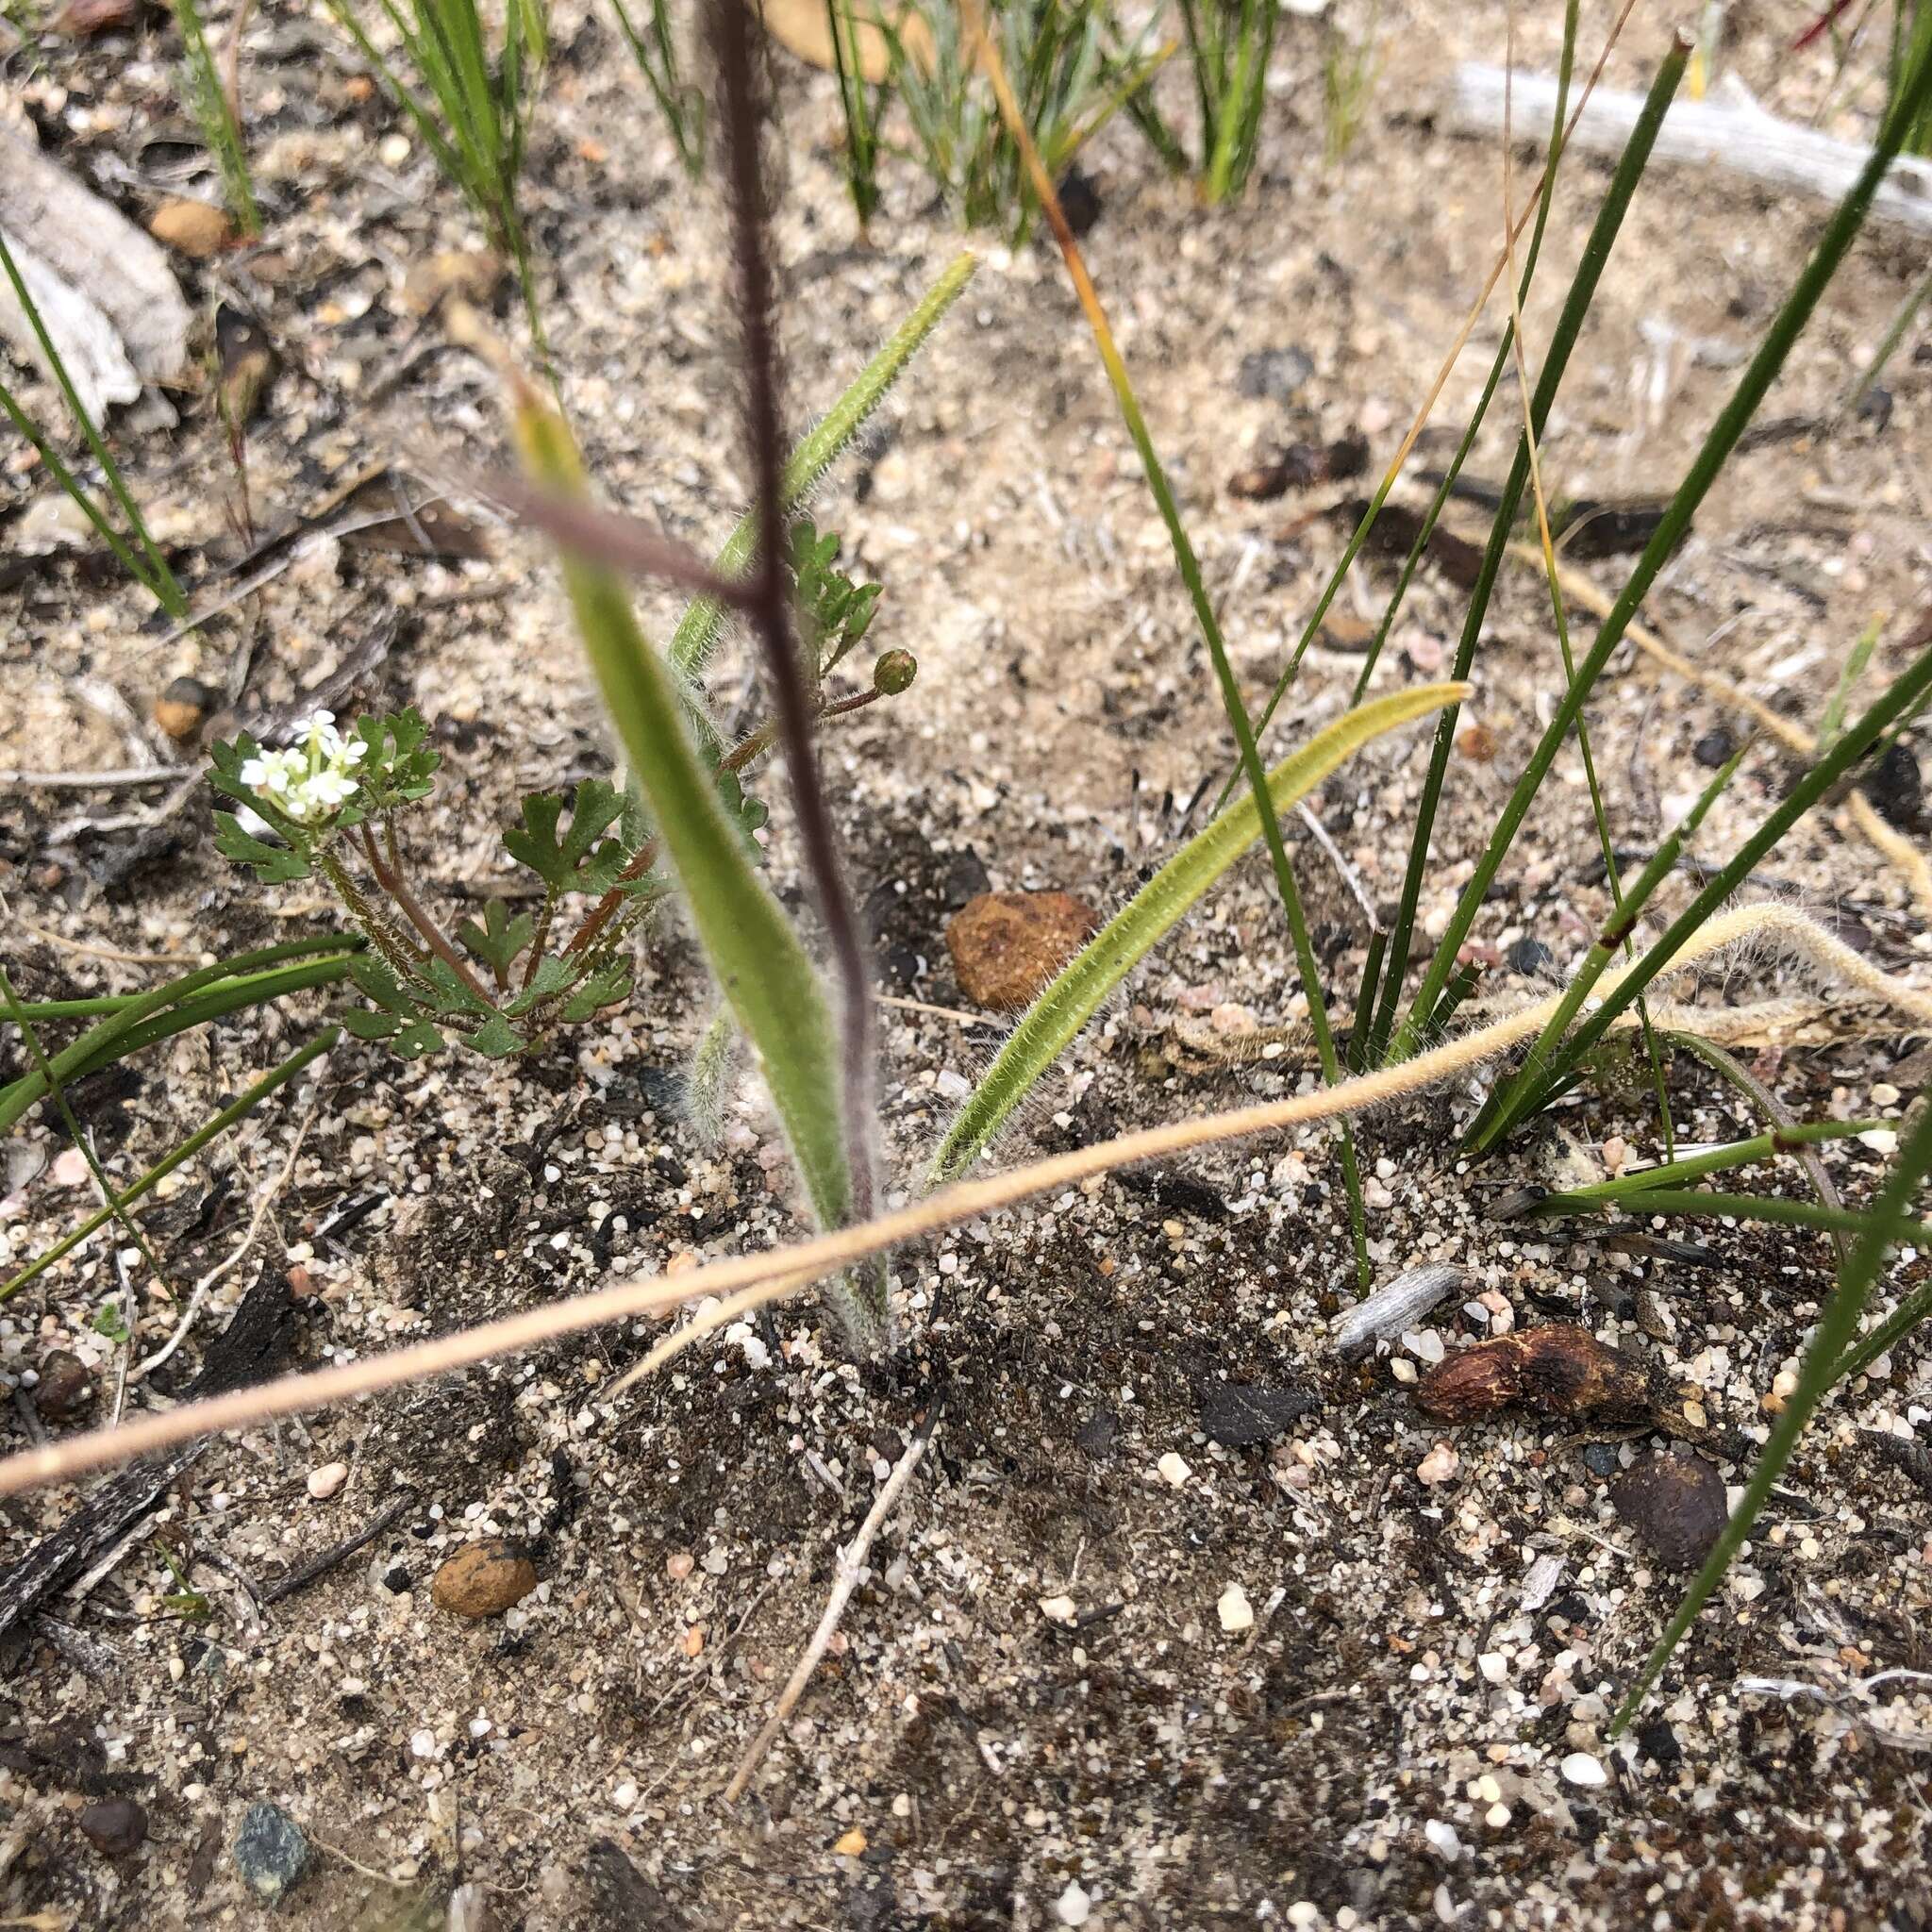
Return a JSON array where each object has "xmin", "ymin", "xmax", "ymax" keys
[
  {"xmin": 1513, "ymin": 541, "xmax": 1932, "ymax": 916},
  {"xmin": 5, "ymin": 902, "xmax": 1927, "ymax": 1498}
]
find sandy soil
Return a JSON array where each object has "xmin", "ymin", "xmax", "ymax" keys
[{"xmin": 6, "ymin": 0, "xmax": 1932, "ymax": 1924}]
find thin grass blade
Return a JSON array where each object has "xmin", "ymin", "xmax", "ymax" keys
[
  {"xmin": 1610, "ymin": 1098, "xmax": 1932, "ymax": 1731},
  {"xmin": 1399, "ymin": 29, "xmax": 1932, "ymax": 1054}
]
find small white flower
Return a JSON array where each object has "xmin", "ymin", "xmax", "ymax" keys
[
  {"xmin": 241, "ymin": 751, "xmax": 297, "ymax": 793},
  {"xmin": 307, "ymin": 769, "xmax": 358, "ymax": 808}
]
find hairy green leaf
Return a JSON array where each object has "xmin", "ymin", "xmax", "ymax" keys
[
  {"xmin": 927, "ymin": 682, "xmax": 1468, "ymax": 1185},
  {"xmin": 668, "ymin": 253, "xmax": 977, "ymax": 697},
  {"xmin": 515, "ymin": 394, "xmax": 858, "ymax": 1294}
]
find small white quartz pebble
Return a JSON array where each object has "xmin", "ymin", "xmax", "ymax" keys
[
  {"xmin": 1218, "ymin": 1583, "xmax": 1255, "ymax": 1634},
  {"xmin": 1561, "ymin": 1751, "xmax": 1607, "ymax": 1788},
  {"xmin": 1040, "ymin": 1594, "xmax": 1077, "ymax": 1625},
  {"xmin": 1416, "ymin": 1441, "xmax": 1459, "ymax": 1486},
  {"xmin": 1478, "ymin": 1652, "xmax": 1508, "ymax": 1686},
  {"xmin": 1057, "ymin": 1879, "xmax": 1092, "ymax": 1926},
  {"xmin": 1424, "ymin": 1819, "xmax": 1460, "ymax": 1858},
  {"xmin": 307, "ymin": 1461, "xmax": 347, "ymax": 1500},
  {"xmin": 1158, "ymin": 1451, "xmax": 1192, "ymax": 1488}
]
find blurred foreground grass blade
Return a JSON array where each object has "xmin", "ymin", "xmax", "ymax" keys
[
  {"xmin": 929, "ymin": 683, "xmax": 1467, "ymax": 1184},
  {"xmin": 667, "ymin": 252, "xmax": 977, "ymax": 691},
  {"xmin": 513, "ymin": 391, "xmax": 870, "ymax": 1335},
  {"xmin": 1398, "ymin": 28, "xmax": 1932, "ymax": 1058},
  {"xmin": 1611, "ymin": 1098, "xmax": 1932, "ymax": 1732},
  {"xmin": 0, "ymin": 231, "xmax": 190, "ymax": 620},
  {"xmin": 2, "ymin": 1029, "xmax": 339, "ymax": 1301},
  {"xmin": 1373, "ymin": 31, "xmax": 1689, "ymax": 1063}
]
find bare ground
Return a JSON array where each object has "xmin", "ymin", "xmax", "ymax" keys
[{"xmin": 6, "ymin": 1, "xmax": 1932, "ymax": 1925}]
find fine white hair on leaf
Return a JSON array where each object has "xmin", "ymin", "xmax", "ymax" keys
[{"xmin": 681, "ymin": 1005, "xmax": 741, "ymax": 1151}]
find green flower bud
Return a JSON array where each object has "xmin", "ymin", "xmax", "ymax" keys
[{"xmin": 873, "ymin": 649, "xmax": 918, "ymax": 696}]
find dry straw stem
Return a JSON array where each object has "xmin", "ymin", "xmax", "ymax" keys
[
  {"xmin": 1522, "ymin": 541, "xmax": 1932, "ymax": 912},
  {"xmin": 7, "ymin": 900, "xmax": 1930, "ymax": 1499}
]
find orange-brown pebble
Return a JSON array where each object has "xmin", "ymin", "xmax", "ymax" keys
[
  {"xmin": 946, "ymin": 891, "xmax": 1098, "ymax": 1011},
  {"xmin": 430, "ymin": 1540, "xmax": 537, "ymax": 1619}
]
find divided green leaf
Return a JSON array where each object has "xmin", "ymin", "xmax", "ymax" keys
[
  {"xmin": 213, "ymin": 810, "xmax": 311, "ymax": 884},
  {"xmin": 458, "ymin": 898, "xmax": 536, "ymax": 978},
  {"xmin": 505, "ymin": 778, "xmax": 629, "ymax": 892}
]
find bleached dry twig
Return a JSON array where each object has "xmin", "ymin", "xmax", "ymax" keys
[
  {"xmin": 1448, "ymin": 64, "xmax": 1932, "ymax": 235},
  {"xmin": 723, "ymin": 1406, "xmax": 939, "ymax": 1803}
]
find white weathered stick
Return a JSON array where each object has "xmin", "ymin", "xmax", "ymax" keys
[
  {"xmin": 1447, "ymin": 64, "xmax": 1932, "ymax": 236},
  {"xmin": 723, "ymin": 1408, "xmax": 939, "ymax": 1802},
  {"xmin": 0, "ymin": 128, "xmax": 192, "ymax": 417}
]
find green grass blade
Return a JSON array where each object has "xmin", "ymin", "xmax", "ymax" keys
[
  {"xmin": 323, "ymin": 0, "xmax": 474, "ymax": 215},
  {"xmin": 1610, "ymin": 1100, "xmax": 1932, "ymax": 1732},
  {"xmin": 1399, "ymin": 26, "xmax": 1932, "ymax": 1056},
  {"xmin": 1830, "ymin": 1265, "xmax": 1932, "ymax": 1387},
  {"xmin": 1462, "ymin": 739, "xmax": 1745, "ymax": 1154},
  {"xmin": 926, "ymin": 682, "xmax": 1467, "ymax": 1184},
  {"xmin": 0, "ymin": 938, "xmax": 355, "ymax": 1134},
  {"xmin": 1246, "ymin": 0, "xmax": 1577, "ymax": 781},
  {"xmin": 2, "ymin": 1028, "xmax": 339, "ymax": 1301},
  {"xmin": 667, "ymin": 253, "xmax": 978, "ymax": 691},
  {"xmin": 0, "ymin": 967, "xmax": 175, "ymax": 1296},
  {"xmin": 175, "ymin": 0, "xmax": 260, "ymax": 233},
  {"xmin": 52, "ymin": 956, "xmax": 359, "ymax": 1083},
  {"xmin": 1489, "ymin": 628, "xmax": 1932, "ymax": 1127},
  {"xmin": 513, "ymin": 391, "xmax": 869, "ymax": 1332},
  {"xmin": 1524, "ymin": 1120, "xmax": 1877, "ymax": 1212},
  {"xmin": 1376, "ymin": 32, "xmax": 1688, "ymax": 1063},
  {"xmin": 0, "ymin": 372, "xmax": 174, "ymax": 607},
  {"xmin": 1558, "ymin": 1189, "xmax": 1932, "ymax": 1244},
  {"xmin": 1669, "ymin": 1030, "xmax": 1857, "ymax": 1268},
  {"xmin": 1818, "ymin": 611, "xmax": 1881, "ymax": 750}
]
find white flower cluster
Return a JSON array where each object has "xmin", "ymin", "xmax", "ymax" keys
[{"xmin": 239, "ymin": 710, "xmax": 367, "ymax": 824}]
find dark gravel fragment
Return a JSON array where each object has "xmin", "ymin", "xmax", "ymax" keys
[
  {"xmin": 233, "ymin": 1800, "xmax": 311, "ymax": 1907},
  {"xmin": 1236, "ymin": 345, "xmax": 1313, "ymax": 402},
  {"xmin": 78, "ymin": 1797, "xmax": 147, "ymax": 1859},
  {"xmin": 1075, "ymin": 1410, "xmax": 1120, "ymax": 1460},
  {"xmin": 1198, "ymin": 1381, "xmax": 1321, "ymax": 1449},
  {"xmin": 1611, "ymin": 1450, "xmax": 1728, "ymax": 1570}
]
